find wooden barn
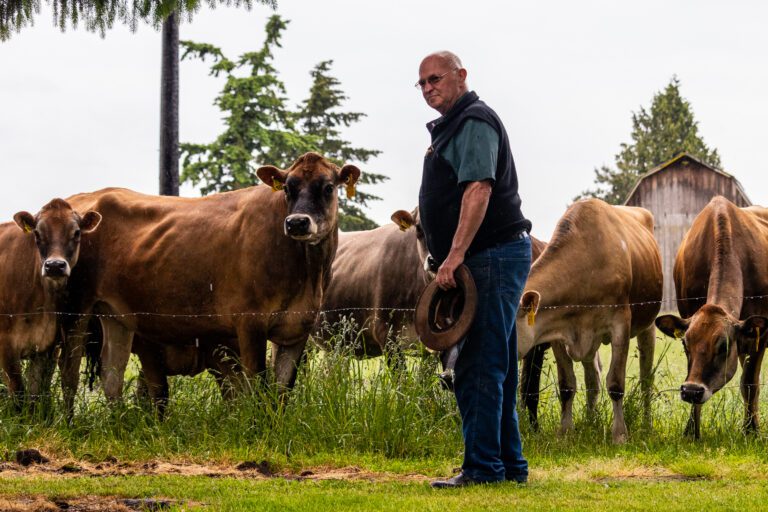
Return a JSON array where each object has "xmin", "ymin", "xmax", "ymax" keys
[{"xmin": 624, "ymin": 152, "xmax": 751, "ymax": 312}]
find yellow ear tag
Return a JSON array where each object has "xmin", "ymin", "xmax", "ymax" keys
[
  {"xmin": 757, "ymin": 327, "xmax": 761, "ymax": 352},
  {"xmin": 397, "ymin": 220, "xmax": 410, "ymax": 232},
  {"xmin": 345, "ymin": 181, "xmax": 356, "ymax": 199},
  {"xmin": 674, "ymin": 329, "xmax": 684, "ymax": 339},
  {"xmin": 527, "ymin": 310, "xmax": 536, "ymax": 326},
  {"xmin": 23, "ymin": 224, "xmax": 32, "ymax": 233},
  {"xmin": 271, "ymin": 179, "xmax": 284, "ymax": 192}
]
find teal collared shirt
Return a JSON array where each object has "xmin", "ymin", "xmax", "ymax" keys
[{"xmin": 439, "ymin": 118, "xmax": 499, "ymax": 186}]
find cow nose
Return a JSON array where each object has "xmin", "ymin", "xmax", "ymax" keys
[
  {"xmin": 43, "ymin": 259, "xmax": 68, "ymax": 277},
  {"xmin": 285, "ymin": 215, "xmax": 311, "ymax": 236},
  {"xmin": 680, "ymin": 383, "xmax": 706, "ymax": 404}
]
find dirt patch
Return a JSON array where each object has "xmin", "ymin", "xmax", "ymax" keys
[
  {"xmin": 0, "ymin": 495, "xmax": 180, "ymax": 511},
  {"xmin": 0, "ymin": 454, "xmax": 429, "ymax": 483},
  {"xmin": 591, "ymin": 466, "xmax": 712, "ymax": 483}
]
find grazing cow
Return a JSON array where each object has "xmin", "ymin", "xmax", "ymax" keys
[
  {"xmin": 517, "ymin": 199, "xmax": 662, "ymax": 443},
  {"xmin": 0, "ymin": 199, "xmax": 101, "ymax": 406},
  {"xmin": 62, "ymin": 152, "xmax": 360, "ymax": 402},
  {"xmin": 655, "ymin": 196, "xmax": 768, "ymax": 438}
]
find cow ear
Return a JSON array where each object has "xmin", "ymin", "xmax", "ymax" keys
[
  {"xmin": 337, "ymin": 164, "xmax": 361, "ymax": 199},
  {"xmin": 79, "ymin": 211, "xmax": 102, "ymax": 233},
  {"xmin": 13, "ymin": 211, "xmax": 36, "ymax": 234},
  {"xmin": 391, "ymin": 210, "xmax": 415, "ymax": 231},
  {"xmin": 655, "ymin": 315, "xmax": 689, "ymax": 339},
  {"xmin": 520, "ymin": 290, "xmax": 540, "ymax": 326},
  {"xmin": 257, "ymin": 166, "xmax": 288, "ymax": 192},
  {"xmin": 736, "ymin": 316, "xmax": 768, "ymax": 340}
]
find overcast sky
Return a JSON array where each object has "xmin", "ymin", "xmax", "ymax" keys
[{"xmin": 1, "ymin": 0, "xmax": 766, "ymax": 241}]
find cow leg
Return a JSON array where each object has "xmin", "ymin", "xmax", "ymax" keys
[
  {"xmin": 636, "ymin": 325, "xmax": 656, "ymax": 426},
  {"xmin": 607, "ymin": 324, "xmax": 630, "ymax": 444},
  {"xmin": 583, "ymin": 349, "xmax": 602, "ymax": 417},
  {"xmin": 740, "ymin": 348, "xmax": 765, "ymax": 433},
  {"xmin": 272, "ymin": 339, "xmax": 308, "ymax": 392},
  {"xmin": 133, "ymin": 345, "xmax": 170, "ymax": 418},
  {"xmin": 98, "ymin": 317, "xmax": 134, "ymax": 401},
  {"xmin": 235, "ymin": 328, "xmax": 267, "ymax": 390},
  {"xmin": 551, "ymin": 342, "xmax": 576, "ymax": 434},
  {"xmin": 59, "ymin": 317, "xmax": 90, "ymax": 418},
  {"xmin": 210, "ymin": 344, "xmax": 241, "ymax": 400},
  {"xmin": 520, "ymin": 342, "xmax": 548, "ymax": 430},
  {"xmin": 25, "ymin": 344, "xmax": 59, "ymax": 410},
  {"xmin": 0, "ymin": 344, "xmax": 24, "ymax": 409},
  {"xmin": 684, "ymin": 404, "xmax": 702, "ymax": 439}
]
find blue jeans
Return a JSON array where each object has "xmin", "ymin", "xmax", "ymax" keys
[{"xmin": 454, "ymin": 235, "xmax": 531, "ymax": 483}]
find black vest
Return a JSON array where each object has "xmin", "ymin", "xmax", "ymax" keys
[{"xmin": 419, "ymin": 91, "xmax": 531, "ymax": 264}]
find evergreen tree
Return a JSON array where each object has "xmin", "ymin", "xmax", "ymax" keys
[
  {"xmin": 297, "ymin": 60, "xmax": 387, "ymax": 231},
  {"xmin": 180, "ymin": 16, "xmax": 317, "ymax": 195},
  {"xmin": 579, "ymin": 77, "xmax": 721, "ymax": 204},
  {"xmin": 181, "ymin": 17, "xmax": 387, "ymax": 229}
]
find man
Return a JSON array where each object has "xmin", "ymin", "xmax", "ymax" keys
[{"xmin": 417, "ymin": 51, "xmax": 532, "ymax": 488}]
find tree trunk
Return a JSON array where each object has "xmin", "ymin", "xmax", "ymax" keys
[{"xmin": 159, "ymin": 11, "xmax": 179, "ymax": 196}]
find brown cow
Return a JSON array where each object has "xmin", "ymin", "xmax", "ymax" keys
[
  {"xmin": 314, "ymin": 210, "xmax": 430, "ymax": 365},
  {"xmin": 0, "ymin": 199, "xmax": 101, "ymax": 406},
  {"xmin": 655, "ymin": 196, "xmax": 768, "ymax": 438},
  {"xmin": 61, "ymin": 152, "xmax": 360, "ymax": 403},
  {"xmin": 517, "ymin": 199, "xmax": 662, "ymax": 443}
]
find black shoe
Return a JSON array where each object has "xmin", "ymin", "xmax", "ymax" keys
[{"xmin": 430, "ymin": 472, "xmax": 480, "ymax": 489}]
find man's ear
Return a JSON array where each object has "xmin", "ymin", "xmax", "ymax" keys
[
  {"xmin": 655, "ymin": 315, "xmax": 690, "ymax": 339},
  {"xmin": 337, "ymin": 164, "xmax": 361, "ymax": 199},
  {"xmin": 13, "ymin": 211, "xmax": 36, "ymax": 234},
  {"xmin": 79, "ymin": 211, "xmax": 102, "ymax": 233},
  {"xmin": 391, "ymin": 210, "xmax": 415, "ymax": 231},
  {"xmin": 257, "ymin": 166, "xmax": 288, "ymax": 192}
]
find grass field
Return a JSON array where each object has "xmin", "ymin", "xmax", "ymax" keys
[{"xmin": 2, "ymin": 330, "xmax": 768, "ymax": 510}]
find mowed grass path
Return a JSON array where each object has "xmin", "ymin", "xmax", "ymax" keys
[{"xmin": 2, "ymin": 331, "xmax": 768, "ymax": 510}]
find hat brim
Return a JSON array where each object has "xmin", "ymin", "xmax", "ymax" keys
[{"xmin": 414, "ymin": 264, "xmax": 478, "ymax": 351}]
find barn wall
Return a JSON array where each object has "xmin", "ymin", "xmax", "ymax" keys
[{"xmin": 625, "ymin": 160, "xmax": 751, "ymax": 312}]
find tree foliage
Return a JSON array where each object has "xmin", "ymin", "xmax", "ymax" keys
[
  {"xmin": 297, "ymin": 60, "xmax": 386, "ymax": 231},
  {"xmin": 180, "ymin": 15, "xmax": 386, "ymax": 230},
  {"xmin": 0, "ymin": 0, "xmax": 275, "ymax": 40},
  {"xmin": 578, "ymin": 77, "xmax": 721, "ymax": 204}
]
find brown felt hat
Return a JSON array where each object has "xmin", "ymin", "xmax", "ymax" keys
[{"xmin": 414, "ymin": 264, "xmax": 478, "ymax": 351}]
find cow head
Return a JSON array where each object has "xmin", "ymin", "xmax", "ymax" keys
[
  {"xmin": 391, "ymin": 207, "xmax": 437, "ymax": 278},
  {"xmin": 656, "ymin": 305, "xmax": 768, "ymax": 404},
  {"xmin": 14, "ymin": 198, "xmax": 102, "ymax": 284},
  {"xmin": 257, "ymin": 152, "xmax": 360, "ymax": 244}
]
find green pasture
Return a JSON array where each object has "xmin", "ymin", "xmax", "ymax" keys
[{"xmin": 2, "ymin": 329, "xmax": 768, "ymax": 510}]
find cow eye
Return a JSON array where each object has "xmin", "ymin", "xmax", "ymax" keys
[
  {"xmin": 324, "ymin": 183, "xmax": 335, "ymax": 196},
  {"xmin": 717, "ymin": 339, "xmax": 729, "ymax": 355},
  {"xmin": 74, "ymin": 229, "xmax": 81, "ymax": 239}
]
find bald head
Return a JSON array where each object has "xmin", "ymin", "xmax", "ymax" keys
[
  {"xmin": 424, "ymin": 51, "xmax": 463, "ymax": 70},
  {"xmin": 418, "ymin": 51, "xmax": 468, "ymax": 115}
]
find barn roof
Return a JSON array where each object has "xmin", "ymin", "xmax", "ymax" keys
[{"xmin": 623, "ymin": 152, "xmax": 751, "ymax": 205}]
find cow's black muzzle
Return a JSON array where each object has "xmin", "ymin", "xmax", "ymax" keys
[{"xmin": 680, "ymin": 383, "xmax": 706, "ymax": 404}]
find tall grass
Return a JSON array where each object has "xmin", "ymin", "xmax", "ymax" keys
[{"xmin": 1, "ymin": 327, "xmax": 768, "ymax": 468}]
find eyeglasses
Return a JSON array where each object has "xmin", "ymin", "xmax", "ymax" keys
[{"xmin": 415, "ymin": 71, "xmax": 450, "ymax": 89}]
